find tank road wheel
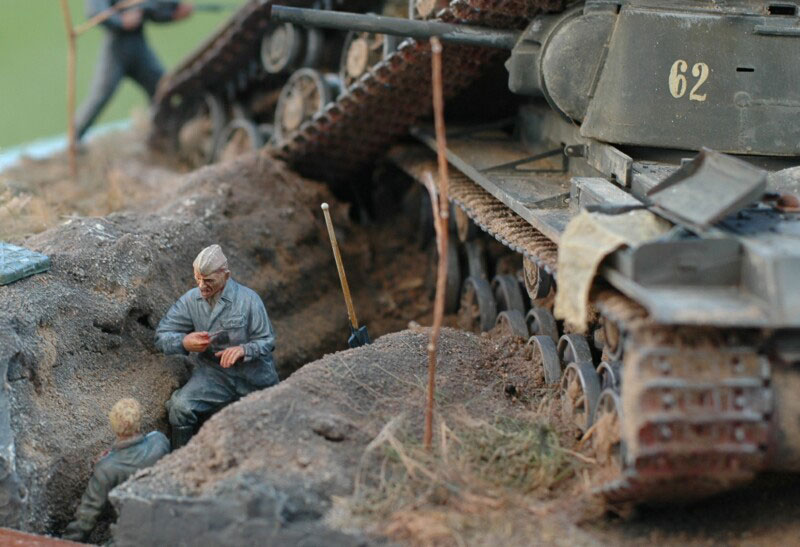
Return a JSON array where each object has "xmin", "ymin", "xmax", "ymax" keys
[
  {"xmin": 416, "ymin": 189, "xmax": 435, "ymax": 248},
  {"xmin": 560, "ymin": 361, "xmax": 601, "ymax": 433},
  {"xmin": 496, "ymin": 310, "xmax": 529, "ymax": 338},
  {"xmin": 602, "ymin": 317, "xmax": 625, "ymax": 361},
  {"xmin": 458, "ymin": 277, "xmax": 497, "ymax": 333},
  {"xmin": 462, "ymin": 239, "xmax": 488, "ymax": 281},
  {"xmin": 261, "ymin": 23, "xmax": 304, "ymax": 75},
  {"xmin": 525, "ymin": 306, "xmax": 558, "ymax": 341},
  {"xmin": 523, "ymin": 258, "xmax": 552, "ymax": 302},
  {"xmin": 527, "ymin": 335, "xmax": 561, "ymax": 385},
  {"xmin": 596, "ymin": 361, "xmax": 622, "ymax": 391},
  {"xmin": 592, "ymin": 389, "xmax": 624, "ymax": 476},
  {"xmin": 274, "ymin": 68, "xmax": 338, "ymax": 143},
  {"xmin": 442, "ymin": 238, "xmax": 462, "ymax": 314},
  {"xmin": 492, "ymin": 274, "xmax": 526, "ymax": 314},
  {"xmin": 339, "ymin": 29, "xmax": 387, "ymax": 88},
  {"xmin": 214, "ymin": 118, "xmax": 264, "ymax": 163},
  {"xmin": 557, "ymin": 333, "xmax": 593, "ymax": 366},
  {"xmin": 177, "ymin": 93, "xmax": 226, "ymax": 165}
]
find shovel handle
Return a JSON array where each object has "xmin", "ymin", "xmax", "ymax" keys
[{"xmin": 321, "ymin": 203, "xmax": 359, "ymax": 330}]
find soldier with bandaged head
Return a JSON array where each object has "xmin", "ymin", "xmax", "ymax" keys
[{"xmin": 155, "ymin": 244, "xmax": 278, "ymax": 448}]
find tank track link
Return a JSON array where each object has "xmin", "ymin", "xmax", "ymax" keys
[
  {"xmin": 275, "ymin": 0, "xmax": 563, "ymax": 181},
  {"xmin": 389, "ymin": 146, "xmax": 559, "ymax": 272}
]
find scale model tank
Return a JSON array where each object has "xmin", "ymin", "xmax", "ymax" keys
[{"xmin": 262, "ymin": 0, "xmax": 800, "ymax": 503}]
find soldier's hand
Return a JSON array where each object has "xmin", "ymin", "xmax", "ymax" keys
[
  {"xmin": 173, "ymin": 3, "xmax": 194, "ymax": 20},
  {"xmin": 183, "ymin": 332, "xmax": 210, "ymax": 352},
  {"xmin": 215, "ymin": 345, "xmax": 245, "ymax": 368},
  {"xmin": 121, "ymin": 8, "xmax": 143, "ymax": 30}
]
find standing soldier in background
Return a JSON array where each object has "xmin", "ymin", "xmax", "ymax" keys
[
  {"xmin": 75, "ymin": 0, "xmax": 194, "ymax": 141},
  {"xmin": 155, "ymin": 244, "xmax": 279, "ymax": 449},
  {"xmin": 63, "ymin": 399, "xmax": 169, "ymax": 543}
]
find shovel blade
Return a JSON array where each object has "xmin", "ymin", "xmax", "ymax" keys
[{"xmin": 348, "ymin": 325, "xmax": 371, "ymax": 348}]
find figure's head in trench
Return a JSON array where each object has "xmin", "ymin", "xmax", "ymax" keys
[
  {"xmin": 193, "ymin": 244, "xmax": 230, "ymax": 301},
  {"xmin": 109, "ymin": 398, "xmax": 142, "ymax": 440}
]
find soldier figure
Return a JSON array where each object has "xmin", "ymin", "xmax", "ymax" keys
[
  {"xmin": 75, "ymin": 0, "xmax": 193, "ymax": 141},
  {"xmin": 63, "ymin": 398, "xmax": 169, "ymax": 543},
  {"xmin": 155, "ymin": 244, "xmax": 279, "ymax": 449}
]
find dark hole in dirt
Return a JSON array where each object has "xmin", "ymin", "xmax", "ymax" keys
[
  {"xmin": 127, "ymin": 309, "xmax": 152, "ymax": 330},
  {"xmin": 93, "ymin": 319, "xmax": 122, "ymax": 335}
]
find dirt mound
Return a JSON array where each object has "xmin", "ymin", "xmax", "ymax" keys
[
  {"xmin": 111, "ymin": 327, "xmax": 560, "ymax": 545},
  {"xmin": 0, "ymin": 150, "xmax": 362, "ymax": 540}
]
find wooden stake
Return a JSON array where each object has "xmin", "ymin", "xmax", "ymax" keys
[
  {"xmin": 74, "ymin": 0, "xmax": 147, "ymax": 36},
  {"xmin": 59, "ymin": 0, "xmax": 77, "ymax": 180},
  {"xmin": 423, "ymin": 37, "xmax": 449, "ymax": 451}
]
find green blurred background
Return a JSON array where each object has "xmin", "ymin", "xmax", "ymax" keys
[{"xmin": 0, "ymin": 1, "xmax": 238, "ymax": 149}]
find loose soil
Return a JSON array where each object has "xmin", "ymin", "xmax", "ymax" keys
[{"xmin": 2, "ymin": 129, "xmax": 800, "ymax": 546}]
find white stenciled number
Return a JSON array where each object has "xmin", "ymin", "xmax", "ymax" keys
[
  {"xmin": 689, "ymin": 62, "xmax": 709, "ymax": 101},
  {"xmin": 669, "ymin": 59, "xmax": 688, "ymax": 98},
  {"xmin": 669, "ymin": 59, "xmax": 710, "ymax": 101}
]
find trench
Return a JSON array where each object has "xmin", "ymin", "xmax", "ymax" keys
[
  {"xmin": 0, "ymin": 119, "xmax": 537, "ymax": 542},
  {"xmin": 0, "ymin": 145, "xmax": 446, "ymax": 542}
]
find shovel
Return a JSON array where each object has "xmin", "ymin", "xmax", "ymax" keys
[{"xmin": 321, "ymin": 203, "xmax": 371, "ymax": 348}]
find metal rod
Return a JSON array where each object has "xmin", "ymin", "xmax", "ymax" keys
[
  {"xmin": 270, "ymin": 6, "xmax": 520, "ymax": 50},
  {"xmin": 321, "ymin": 203, "xmax": 359, "ymax": 330}
]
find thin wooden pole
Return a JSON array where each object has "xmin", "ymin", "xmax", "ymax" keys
[
  {"xmin": 423, "ymin": 37, "xmax": 449, "ymax": 451},
  {"xmin": 59, "ymin": 0, "xmax": 78, "ymax": 180},
  {"xmin": 74, "ymin": 0, "xmax": 146, "ymax": 36}
]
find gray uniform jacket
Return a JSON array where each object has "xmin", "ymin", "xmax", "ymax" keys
[
  {"xmin": 155, "ymin": 279, "xmax": 278, "ymax": 388},
  {"xmin": 63, "ymin": 431, "xmax": 169, "ymax": 541},
  {"xmin": 88, "ymin": 0, "xmax": 177, "ymax": 33}
]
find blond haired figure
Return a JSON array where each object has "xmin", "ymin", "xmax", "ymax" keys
[{"xmin": 63, "ymin": 399, "xmax": 169, "ymax": 542}]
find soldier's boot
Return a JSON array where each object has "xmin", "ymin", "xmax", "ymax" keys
[{"xmin": 171, "ymin": 426, "xmax": 194, "ymax": 450}]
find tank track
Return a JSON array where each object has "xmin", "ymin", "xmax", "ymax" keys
[
  {"xmin": 149, "ymin": 0, "xmax": 370, "ymax": 147},
  {"xmin": 388, "ymin": 146, "xmax": 558, "ymax": 272},
  {"xmin": 392, "ymin": 147, "xmax": 773, "ymax": 504},
  {"xmin": 275, "ymin": 0, "xmax": 563, "ymax": 181},
  {"xmin": 594, "ymin": 292, "xmax": 772, "ymax": 503}
]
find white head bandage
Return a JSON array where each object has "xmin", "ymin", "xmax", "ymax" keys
[{"xmin": 193, "ymin": 244, "xmax": 228, "ymax": 275}]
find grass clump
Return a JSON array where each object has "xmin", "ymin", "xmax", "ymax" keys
[{"xmin": 328, "ymin": 412, "xmax": 579, "ymax": 546}]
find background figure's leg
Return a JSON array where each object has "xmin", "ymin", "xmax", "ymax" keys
[
  {"xmin": 128, "ymin": 40, "xmax": 164, "ymax": 99},
  {"xmin": 74, "ymin": 39, "xmax": 125, "ymax": 141}
]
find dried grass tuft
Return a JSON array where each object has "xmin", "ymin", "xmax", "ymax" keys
[{"xmin": 329, "ymin": 411, "xmax": 581, "ymax": 546}]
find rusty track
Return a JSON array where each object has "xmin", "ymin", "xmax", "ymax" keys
[
  {"xmin": 274, "ymin": 0, "xmax": 564, "ymax": 181},
  {"xmin": 150, "ymin": 0, "xmax": 377, "ymax": 147},
  {"xmin": 594, "ymin": 292, "xmax": 772, "ymax": 502},
  {"xmin": 389, "ymin": 145, "xmax": 559, "ymax": 272}
]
